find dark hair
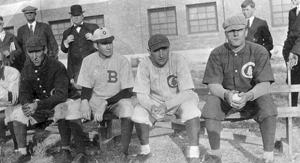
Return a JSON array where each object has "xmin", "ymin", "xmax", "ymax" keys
[
  {"xmin": 0, "ymin": 16, "xmax": 3, "ymax": 21},
  {"xmin": 241, "ymin": 0, "xmax": 255, "ymax": 8}
]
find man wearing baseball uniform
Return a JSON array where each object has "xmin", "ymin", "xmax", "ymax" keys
[
  {"xmin": 131, "ymin": 34, "xmax": 202, "ymax": 163},
  {"xmin": 202, "ymin": 16, "xmax": 277, "ymax": 163},
  {"xmin": 77, "ymin": 27, "xmax": 135, "ymax": 162}
]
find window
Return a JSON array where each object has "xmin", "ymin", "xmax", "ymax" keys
[
  {"xmin": 4, "ymin": 26, "xmax": 14, "ymax": 35},
  {"xmin": 148, "ymin": 7, "xmax": 177, "ymax": 36},
  {"xmin": 50, "ymin": 15, "xmax": 104, "ymax": 45},
  {"xmin": 187, "ymin": 2, "xmax": 218, "ymax": 33},
  {"xmin": 270, "ymin": 0, "xmax": 293, "ymax": 26}
]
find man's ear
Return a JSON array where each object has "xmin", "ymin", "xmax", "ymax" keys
[
  {"xmin": 93, "ymin": 43, "xmax": 98, "ymax": 50},
  {"xmin": 43, "ymin": 47, "xmax": 48, "ymax": 55}
]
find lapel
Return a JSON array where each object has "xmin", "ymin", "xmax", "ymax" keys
[
  {"xmin": 247, "ymin": 17, "xmax": 257, "ymax": 37},
  {"xmin": 34, "ymin": 22, "xmax": 41, "ymax": 35}
]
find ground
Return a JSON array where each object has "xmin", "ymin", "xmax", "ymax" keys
[{"xmin": 1, "ymin": 55, "xmax": 300, "ymax": 163}]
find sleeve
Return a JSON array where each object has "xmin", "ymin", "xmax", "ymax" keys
[
  {"xmin": 120, "ymin": 58, "xmax": 134, "ymax": 89},
  {"xmin": 19, "ymin": 68, "xmax": 34, "ymax": 105},
  {"xmin": 133, "ymin": 59, "xmax": 151, "ymax": 95},
  {"xmin": 60, "ymin": 30, "xmax": 69, "ymax": 53},
  {"xmin": 261, "ymin": 20, "xmax": 273, "ymax": 52},
  {"xmin": 0, "ymin": 68, "xmax": 20, "ymax": 105},
  {"xmin": 176, "ymin": 55, "xmax": 195, "ymax": 91},
  {"xmin": 77, "ymin": 57, "xmax": 93, "ymax": 88},
  {"xmin": 202, "ymin": 49, "xmax": 224, "ymax": 85},
  {"xmin": 44, "ymin": 24, "xmax": 58, "ymax": 59},
  {"xmin": 253, "ymin": 47, "xmax": 275, "ymax": 84},
  {"xmin": 36, "ymin": 64, "xmax": 69, "ymax": 110}
]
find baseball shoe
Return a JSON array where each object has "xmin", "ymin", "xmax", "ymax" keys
[
  {"xmin": 132, "ymin": 153, "xmax": 153, "ymax": 163},
  {"xmin": 57, "ymin": 149, "xmax": 73, "ymax": 163},
  {"xmin": 71, "ymin": 153, "xmax": 87, "ymax": 163},
  {"xmin": 201, "ymin": 153, "xmax": 222, "ymax": 163},
  {"xmin": 14, "ymin": 153, "xmax": 31, "ymax": 163},
  {"xmin": 262, "ymin": 159, "xmax": 274, "ymax": 163},
  {"xmin": 187, "ymin": 157, "xmax": 201, "ymax": 163}
]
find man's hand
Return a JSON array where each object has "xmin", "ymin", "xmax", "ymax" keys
[
  {"xmin": 21, "ymin": 102, "xmax": 38, "ymax": 117},
  {"xmin": 230, "ymin": 92, "xmax": 254, "ymax": 110},
  {"xmin": 81, "ymin": 99, "xmax": 91, "ymax": 120},
  {"xmin": 151, "ymin": 103, "xmax": 167, "ymax": 120},
  {"xmin": 94, "ymin": 100, "xmax": 107, "ymax": 122},
  {"xmin": 64, "ymin": 35, "xmax": 74, "ymax": 45},
  {"xmin": 85, "ymin": 33, "xmax": 93, "ymax": 40},
  {"xmin": 224, "ymin": 90, "xmax": 238, "ymax": 106},
  {"xmin": 9, "ymin": 51, "xmax": 17, "ymax": 64},
  {"xmin": 288, "ymin": 53, "xmax": 298, "ymax": 68}
]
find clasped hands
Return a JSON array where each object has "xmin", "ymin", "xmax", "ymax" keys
[
  {"xmin": 64, "ymin": 33, "xmax": 93, "ymax": 45},
  {"xmin": 22, "ymin": 101, "xmax": 38, "ymax": 117},
  {"xmin": 151, "ymin": 103, "xmax": 167, "ymax": 121},
  {"xmin": 81, "ymin": 99, "xmax": 107, "ymax": 122},
  {"xmin": 224, "ymin": 90, "xmax": 252, "ymax": 110}
]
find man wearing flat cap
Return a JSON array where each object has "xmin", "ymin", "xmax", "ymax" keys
[
  {"xmin": 61, "ymin": 4, "xmax": 99, "ymax": 88},
  {"xmin": 130, "ymin": 33, "xmax": 202, "ymax": 163},
  {"xmin": 10, "ymin": 36, "xmax": 86, "ymax": 163},
  {"xmin": 16, "ymin": 5, "xmax": 58, "ymax": 70},
  {"xmin": 201, "ymin": 16, "xmax": 277, "ymax": 163},
  {"xmin": 77, "ymin": 27, "xmax": 136, "ymax": 162}
]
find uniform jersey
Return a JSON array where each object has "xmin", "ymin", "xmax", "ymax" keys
[
  {"xmin": 202, "ymin": 41, "xmax": 274, "ymax": 92},
  {"xmin": 77, "ymin": 52, "xmax": 134, "ymax": 99},
  {"xmin": 133, "ymin": 52, "xmax": 194, "ymax": 102}
]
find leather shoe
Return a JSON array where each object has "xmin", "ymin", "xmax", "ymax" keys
[
  {"xmin": 133, "ymin": 153, "xmax": 152, "ymax": 163},
  {"xmin": 71, "ymin": 153, "xmax": 88, "ymax": 163},
  {"xmin": 202, "ymin": 153, "xmax": 222, "ymax": 163},
  {"xmin": 57, "ymin": 149, "xmax": 73, "ymax": 163},
  {"xmin": 14, "ymin": 153, "xmax": 31, "ymax": 163}
]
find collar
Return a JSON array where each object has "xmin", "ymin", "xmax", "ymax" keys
[
  {"xmin": 28, "ymin": 21, "xmax": 37, "ymax": 28},
  {"xmin": 74, "ymin": 22, "xmax": 83, "ymax": 27},
  {"xmin": 248, "ymin": 16, "xmax": 255, "ymax": 27}
]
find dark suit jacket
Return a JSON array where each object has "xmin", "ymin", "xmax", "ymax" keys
[
  {"xmin": 0, "ymin": 31, "xmax": 23, "ymax": 72},
  {"xmin": 283, "ymin": 7, "xmax": 300, "ymax": 59},
  {"xmin": 246, "ymin": 17, "xmax": 273, "ymax": 57},
  {"xmin": 17, "ymin": 21, "xmax": 58, "ymax": 66},
  {"xmin": 61, "ymin": 22, "xmax": 98, "ymax": 81}
]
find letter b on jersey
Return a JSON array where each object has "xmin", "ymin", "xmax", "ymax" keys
[{"xmin": 108, "ymin": 70, "xmax": 118, "ymax": 83}]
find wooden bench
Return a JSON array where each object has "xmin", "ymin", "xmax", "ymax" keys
[{"xmin": 172, "ymin": 68, "xmax": 300, "ymax": 156}]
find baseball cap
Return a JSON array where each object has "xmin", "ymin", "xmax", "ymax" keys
[
  {"xmin": 26, "ymin": 36, "xmax": 45, "ymax": 51},
  {"xmin": 92, "ymin": 27, "xmax": 115, "ymax": 44},
  {"xmin": 22, "ymin": 6, "xmax": 38, "ymax": 14},
  {"xmin": 222, "ymin": 16, "xmax": 247, "ymax": 32},
  {"xmin": 148, "ymin": 34, "xmax": 170, "ymax": 51}
]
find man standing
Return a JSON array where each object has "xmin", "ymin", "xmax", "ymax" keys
[
  {"xmin": 11, "ymin": 36, "xmax": 86, "ymax": 163},
  {"xmin": 202, "ymin": 16, "xmax": 277, "ymax": 163},
  {"xmin": 282, "ymin": 0, "xmax": 300, "ymax": 107},
  {"xmin": 242, "ymin": 0, "xmax": 273, "ymax": 58},
  {"xmin": 0, "ymin": 51, "xmax": 19, "ymax": 152},
  {"xmin": 77, "ymin": 27, "xmax": 135, "ymax": 162},
  {"xmin": 0, "ymin": 16, "xmax": 23, "ymax": 72},
  {"xmin": 61, "ymin": 5, "xmax": 98, "ymax": 86},
  {"xmin": 131, "ymin": 34, "xmax": 202, "ymax": 163},
  {"xmin": 17, "ymin": 6, "xmax": 58, "ymax": 68}
]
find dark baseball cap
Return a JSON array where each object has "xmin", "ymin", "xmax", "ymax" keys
[
  {"xmin": 223, "ymin": 16, "xmax": 247, "ymax": 32},
  {"xmin": 26, "ymin": 36, "xmax": 45, "ymax": 51},
  {"xmin": 148, "ymin": 34, "xmax": 170, "ymax": 51}
]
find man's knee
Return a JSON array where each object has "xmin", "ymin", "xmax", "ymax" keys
[
  {"xmin": 131, "ymin": 104, "xmax": 152, "ymax": 126},
  {"xmin": 116, "ymin": 99, "xmax": 134, "ymax": 118},
  {"xmin": 179, "ymin": 103, "xmax": 201, "ymax": 123},
  {"xmin": 10, "ymin": 106, "xmax": 30, "ymax": 125}
]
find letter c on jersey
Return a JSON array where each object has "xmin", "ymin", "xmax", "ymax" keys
[
  {"xmin": 107, "ymin": 70, "xmax": 118, "ymax": 83},
  {"xmin": 167, "ymin": 75, "xmax": 178, "ymax": 88}
]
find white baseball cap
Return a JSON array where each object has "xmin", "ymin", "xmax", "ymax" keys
[{"xmin": 92, "ymin": 27, "xmax": 115, "ymax": 44}]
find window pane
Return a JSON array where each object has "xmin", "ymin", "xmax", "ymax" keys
[
  {"xmin": 148, "ymin": 7, "xmax": 177, "ymax": 35},
  {"xmin": 271, "ymin": 0, "xmax": 292, "ymax": 26}
]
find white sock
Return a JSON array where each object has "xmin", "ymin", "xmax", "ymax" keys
[
  {"xmin": 18, "ymin": 148, "xmax": 27, "ymax": 155},
  {"xmin": 140, "ymin": 144, "xmax": 151, "ymax": 155},
  {"xmin": 263, "ymin": 151, "xmax": 273, "ymax": 161},
  {"xmin": 187, "ymin": 146, "xmax": 200, "ymax": 158}
]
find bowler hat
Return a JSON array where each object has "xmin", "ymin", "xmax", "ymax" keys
[
  {"xmin": 22, "ymin": 6, "xmax": 38, "ymax": 14},
  {"xmin": 92, "ymin": 27, "xmax": 115, "ymax": 44},
  {"xmin": 26, "ymin": 36, "xmax": 45, "ymax": 51},
  {"xmin": 223, "ymin": 16, "xmax": 247, "ymax": 32},
  {"xmin": 148, "ymin": 34, "xmax": 170, "ymax": 51},
  {"xmin": 69, "ymin": 5, "xmax": 84, "ymax": 16}
]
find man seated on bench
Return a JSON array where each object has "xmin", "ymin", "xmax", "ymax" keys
[
  {"xmin": 202, "ymin": 16, "xmax": 277, "ymax": 163},
  {"xmin": 0, "ymin": 51, "xmax": 19, "ymax": 152},
  {"xmin": 76, "ymin": 27, "xmax": 136, "ymax": 162},
  {"xmin": 131, "ymin": 34, "xmax": 202, "ymax": 163},
  {"xmin": 9, "ymin": 36, "xmax": 86, "ymax": 163}
]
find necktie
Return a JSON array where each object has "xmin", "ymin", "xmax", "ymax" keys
[
  {"xmin": 29, "ymin": 25, "xmax": 34, "ymax": 36},
  {"xmin": 75, "ymin": 24, "xmax": 82, "ymax": 33},
  {"xmin": 247, "ymin": 19, "xmax": 250, "ymax": 28}
]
